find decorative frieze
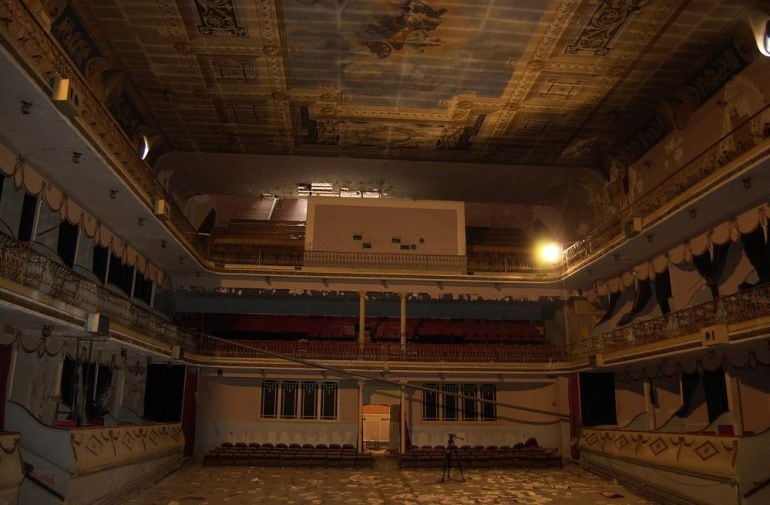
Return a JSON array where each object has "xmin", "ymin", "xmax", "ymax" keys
[{"xmin": 70, "ymin": 423, "xmax": 183, "ymax": 475}]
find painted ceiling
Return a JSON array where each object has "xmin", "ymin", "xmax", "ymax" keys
[{"xmin": 53, "ymin": 0, "xmax": 757, "ymax": 200}]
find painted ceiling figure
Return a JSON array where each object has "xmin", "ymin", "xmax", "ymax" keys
[{"xmin": 358, "ymin": 0, "xmax": 446, "ymax": 58}]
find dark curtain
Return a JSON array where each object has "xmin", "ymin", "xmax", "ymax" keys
[
  {"xmin": 144, "ymin": 364, "xmax": 185, "ymax": 422},
  {"xmin": 702, "ymin": 368, "xmax": 729, "ymax": 423},
  {"xmin": 133, "ymin": 271, "xmax": 153, "ymax": 305},
  {"xmin": 57, "ymin": 221, "xmax": 79, "ymax": 267},
  {"xmin": 579, "ymin": 372, "xmax": 617, "ymax": 426},
  {"xmin": 618, "ymin": 280, "xmax": 652, "ymax": 326},
  {"xmin": 0, "ymin": 344, "xmax": 12, "ymax": 428},
  {"xmin": 92, "ymin": 245, "xmax": 109, "ymax": 282},
  {"xmin": 18, "ymin": 193, "xmax": 37, "ymax": 241},
  {"xmin": 108, "ymin": 253, "xmax": 134, "ymax": 296},
  {"xmin": 692, "ymin": 243, "xmax": 730, "ymax": 299},
  {"xmin": 181, "ymin": 367, "xmax": 198, "ymax": 457},
  {"xmin": 599, "ymin": 291, "xmax": 621, "ymax": 323},
  {"xmin": 198, "ymin": 209, "xmax": 216, "ymax": 234},
  {"xmin": 740, "ymin": 227, "xmax": 770, "ymax": 287},
  {"xmin": 676, "ymin": 371, "xmax": 700, "ymax": 417},
  {"xmin": 654, "ymin": 269, "xmax": 672, "ymax": 315}
]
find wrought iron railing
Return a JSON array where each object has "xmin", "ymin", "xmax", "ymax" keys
[
  {"xmin": 563, "ymin": 103, "xmax": 770, "ymax": 271},
  {"xmin": 0, "ymin": 232, "xmax": 196, "ymax": 350},
  {"xmin": 582, "ymin": 281, "xmax": 770, "ymax": 355},
  {"xmin": 199, "ymin": 338, "xmax": 562, "ymax": 363},
  {"xmin": 303, "ymin": 251, "xmax": 469, "ymax": 273}
]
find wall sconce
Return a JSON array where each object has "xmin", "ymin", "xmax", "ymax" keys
[
  {"xmin": 20, "ymin": 100, "xmax": 32, "ymax": 115},
  {"xmin": 137, "ymin": 217, "xmax": 146, "ymax": 227},
  {"xmin": 71, "ymin": 152, "xmax": 82, "ymax": 164},
  {"xmin": 109, "ymin": 189, "xmax": 118, "ymax": 200}
]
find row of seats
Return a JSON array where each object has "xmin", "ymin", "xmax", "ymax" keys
[
  {"xmin": 206, "ymin": 340, "xmax": 559, "ymax": 362},
  {"xmin": 199, "ymin": 314, "xmax": 544, "ymax": 344},
  {"xmin": 203, "ymin": 442, "xmax": 373, "ymax": 468},
  {"xmin": 399, "ymin": 444, "xmax": 562, "ymax": 469}
]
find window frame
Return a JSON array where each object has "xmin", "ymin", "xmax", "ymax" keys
[
  {"xmin": 260, "ymin": 379, "xmax": 338, "ymax": 421},
  {"xmin": 422, "ymin": 383, "xmax": 497, "ymax": 422}
]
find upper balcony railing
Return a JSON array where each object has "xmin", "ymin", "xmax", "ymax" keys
[
  {"xmin": 199, "ymin": 338, "xmax": 563, "ymax": 363},
  {"xmin": 563, "ymin": 102, "xmax": 770, "ymax": 272},
  {"xmin": 581, "ymin": 281, "xmax": 770, "ymax": 356},
  {"xmin": 0, "ymin": 232, "xmax": 196, "ymax": 352}
]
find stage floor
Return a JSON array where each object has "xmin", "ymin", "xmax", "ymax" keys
[{"xmin": 120, "ymin": 457, "xmax": 653, "ymax": 505}]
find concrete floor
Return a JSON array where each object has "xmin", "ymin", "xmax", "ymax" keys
[{"xmin": 121, "ymin": 457, "xmax": 654, "ymax": 505}]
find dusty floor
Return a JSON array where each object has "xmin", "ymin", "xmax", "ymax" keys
[{"xmin": 121, "ymin": 457, "xmax": 654, "ymax": 505}]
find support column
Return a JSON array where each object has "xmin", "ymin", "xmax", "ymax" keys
[
  {"xmin": 643, "ymin": 380, "xmax": 656, "ymax": 430},
  {"xmin": 400, "ymin": 382, "xmax": 407, "ymax": 454},
  {"xmin": 358, "ymin": 292, "xmax": 366, "ymax": 345},
  {"xmin": 357, "ymin": 380, "xmax": 364, "ymax": 453},
  {"xmin": 400, "ymin": 293, "xmax": 407, "ymax": 350},
  {"xmin": 724, "ymin": 371, "xmax": 743, "ymax": 436}
]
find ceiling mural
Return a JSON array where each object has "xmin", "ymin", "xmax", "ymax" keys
[{"xmin": 49, "ymin": 0, "xmax": 759, "ymax": 199}]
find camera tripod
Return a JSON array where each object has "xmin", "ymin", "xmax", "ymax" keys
[{"xmin": 441, "ymin": 434, "xmax": 465, "ymax": 483}]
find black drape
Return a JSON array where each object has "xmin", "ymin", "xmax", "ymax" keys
[
  {"xmin": 57, "ymin": 221, "xmax": 79, "ymax": 267},
  {"xmin": 617, "ymin": 280, "xmax": 652, "ymax": 326},
  {"xmin": 599, "ymin": 291, "xmax": 621, "ymax": 323},
  {"xmin": 692, "ymin": 243, "xmax": 730, "ymax": 299},
  {"xmin": 92, "ymin": 245, "xmax": 109, "ymax": 282},
  {"xmin": 108, "ymin": 253, "xmax": 134, "ymax": 296},
  {"xmin": 654, "ymin": 269, "xmax": 672, "ymax": 315},
  {"xmin": 676, "ymin": 371, "xmax": 700, "ymax": 418},
  {"xmin": 702, "ymin": 367, "xmax": 729, "ymax": 423},
  {"xmin": 579, "ymin": 372, "xmax": 617, "ymax": 426},
  {"xmin": 18, "ymin": 193, "xmax": 37, "ymax": 241},
  {"xmin": 144, "ymin": 364, "xmax": 185, "ymax": 422},
  {"xmin": 740, "ymin": 227, "xmax": 770, "ymax": 287}
]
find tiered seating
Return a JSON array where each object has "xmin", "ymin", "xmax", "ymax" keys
[
  {"xmin": 399, "ymin": 442, "xmax": 561, "ymax": 469},
  {"xmin": 203, "ymin": 442, "xmax": 373, "ymax": 468},
  {"xmin": 204, "ymin": 339, "xmax": 560, "ymax": 362},
  {"xmin": 200, "ymin": 314, "xmax": 545, "ymax": 345}
]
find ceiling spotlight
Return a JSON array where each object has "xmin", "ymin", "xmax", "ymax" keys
[
  {"xmin": 646, "ymin": 234, "xmax": 654, "ymax": 244},
  {"xmin": 109, "ymin": 189, "xmax": 118, "ymax": 200},
  {"xmin": 178, "ymin": 256, "xmax": 184, "ymax": 264},
  {"xmin": 139, "ymin": 135, "xmax": 151, "ymax": 161},
  {"xmin": 742, "ymin": 178, "xmax": 752, "ymax": 189},
  {"xmin": 137, "ymin": 217, "xmax": 146, "ymax": 227},
  {"xmin": 535, "ymin": 241, "xmax": 562, "ymax": 265},
  {"xmin": 71, "ymin": 152, "xmax": 82, "ymax": 164},
  {"xmin": 765, "ymin": 19, "xmax": 770, "ymax": 54},
  {"xmin": 613, "ymin": 253, "xmax": 621, "ymax": 262},
  {"xmin": 688, "ymin": 209, "xmax": 697, "ymax": 219},
  {"xmin": 20, "ymin": 100, "xmax": 32, "ymax": 115},
  {"xmin": 160, "ymin": 240, "xmax": 167, "ymax": 248}
]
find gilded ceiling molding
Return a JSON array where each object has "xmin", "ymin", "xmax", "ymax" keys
[
  {"xmin": 193, "ymin": 0, "xmax": 246, "ymax": 37},
  {"xmin": 565, "ymin": 0, "xmax": 650, "ymax": 56}
]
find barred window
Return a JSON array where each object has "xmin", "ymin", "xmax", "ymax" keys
[
  {"xmin": 261, "ymin": 380, "xmax": 338, "ymax": 420},
  {"xmin": 422, "ymin": 383, "xmax": 496, "ymax": 422}
]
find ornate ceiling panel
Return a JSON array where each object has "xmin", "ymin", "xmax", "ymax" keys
[{"xmin": 55, "ymin": 0, "xmax": 757, "ymax": 187}]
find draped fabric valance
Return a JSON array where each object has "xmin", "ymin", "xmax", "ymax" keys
[
  {"xmin": 0, "ymin": 147, "xmax": 168, "ymax": 287},
  {"xmin": 598, "ymin": 203, "xmax": 769, "ymax": 294}
]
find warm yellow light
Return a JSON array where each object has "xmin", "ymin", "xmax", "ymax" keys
[{"xmin": 536, "ymin": 242, "xmax": 562, "ymax": 264}]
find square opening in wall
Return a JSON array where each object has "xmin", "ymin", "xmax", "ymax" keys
[
  {"xmin": 353, "ymin": 234, "xmax": 362, "ymax": 241},
  {"xmin": 391, "ymin": 237, "xmax": 401, "ymax": 244},
  {"xmin": 419, "ymin": 238, "xmax": 425, "ymax": 243},
  {"xmin": 400, "ymin": 244, "xmax": 409, "ymax": 250},
  {"xmin": 362, "ymin": 242, "xmax": 372, "ymax": 249}
]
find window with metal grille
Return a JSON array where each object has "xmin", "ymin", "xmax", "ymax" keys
[
  {"xmin": 422, "ymin": 383, "xmax": 496, "ymax": 422},
  {"xmin": 260, "ymin": 379, "xmax": 338, "ymax": 420}
]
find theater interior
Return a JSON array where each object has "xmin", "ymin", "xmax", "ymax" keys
[{"xmin": 0, "ymin": 0, "xmax": 769, "ymax": 504}]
